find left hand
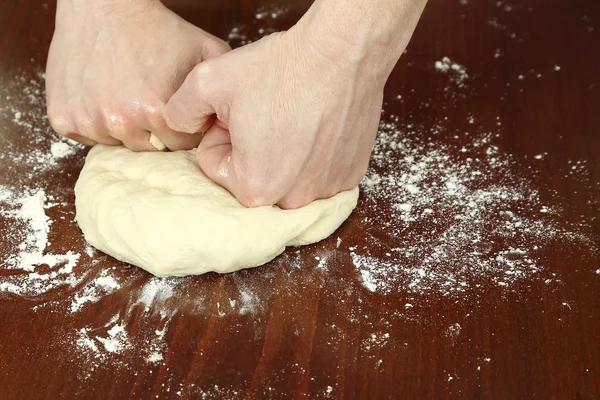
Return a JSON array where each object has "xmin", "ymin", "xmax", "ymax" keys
[{"xmin": 46, "ymin": 0, "xmax": 231, "ymax": 151}]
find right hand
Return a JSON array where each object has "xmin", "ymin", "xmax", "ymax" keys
[
  {"xmin": 163, "ymin": 29, "xmax": 386, "ymax": 209},
  {"xmin": 46, "ymin": 0, "xmax": 231, "ymax": 151}
]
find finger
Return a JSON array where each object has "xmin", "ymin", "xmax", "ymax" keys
[
  {"xmin": 152, "ymin": 128, "xmax": 206, "ymax": 151},
  {"xmin": 69, "ymin": 104, "xmax": 121, "ymax": 146},
  {"xmin": 277, "ymin": 184, "xmax": 321, "ymax": 210},
  {"xmin": 75, "ymin": 117, "xmax": 121, "ymax": 146},
  {"xmin": 196, "ymin": 124, "xmax": 233, "ymax": 186},
  {"xmin": 63, "ymin": 133, "xmax": 97, "ymax": 147},
  {"xmin": 47, "ymin": 104, "xmax": 118, "ymax": 146},
  {"xmin": 100, "ymin": 108, "xmax": 156, "ymax": 151},
  {"xmin": 277, "ymin": 182, "xmax": 345, "ymax": 210},
  {"xmin": 115, "ymin": 129, "xmax": 156, "ymax": 152},
  {"xmin": 196, "ymin": 28, "xmax": 231, "ymax": 59},
  {"xmin": 146, "ymin": 111, "xmax": 212, "ymax": 151},
  {"xmin": 187, "ymin": 26, "xmax": 231, "ymax": 65},
  {"xmin": 164, "ymin": 63, "xmax": 219, "ymax": 134},
  {"xmin": 199, "ymin": 33, "xmax": 232, "ymax": 60},
  {"xmin": 196, "ymin": 125, "xmax": 281, "ymax": 208}
]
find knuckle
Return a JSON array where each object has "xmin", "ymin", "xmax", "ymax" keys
[
  {"xmin": 214, "ymin": 39, "xmax": 232, "ymax": 55},
  {"xmin": 204, "ymin": 39, "xmax": 231, "ymax": 58},
  {"xmin": 73, "ymin": 117, "xmax": 96, "ymax": 139},
  {"xmin": 145, "ymin": 102, "xmax": 166, "ymax": 129},
  {"xmin": 102, "ymin": 107, "xmax": 130, "ymax": 138},
  {"xmin": 191, "ymin": 65, "xmax": 209, "ymax": 88},
  {"xmin": 240, "ymin": 190, "xmax": 279, "ymax": 208},
  {"xmin": 280, "ymin": 190, "xmax": 318, "ymax": 209},
  {"xmin": 46, "ymin": 107, "xmax": 71, "ymax": 135},
  {"xmin": 191, "ymin": 61, "xmax": 218, "ymax": 88},
  {"xmin": 238, "ymin": 179, "xmax": 281, "ymax": 208}
]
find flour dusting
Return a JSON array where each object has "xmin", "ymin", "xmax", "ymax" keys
[
  {"xmin": 70, "ymin": 272, "xmax": 122, "ymax": 313},
  {"xmin": 351, "ymin": 116, "xmax": 596, "ymax": 295},
  {"xmin": 0, "ymin": 6, "xmax": 598, "ymax": 396},
  {"xmin": 0, "ymin": 189, "xmax": 82, "ymax": 296},
  {"xmin": 435, "ymin": 57, "xmax": 469, "ymax": 86}
]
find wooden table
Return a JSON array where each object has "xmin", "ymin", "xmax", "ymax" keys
[{"xmin": 0, "ymin": 0, "xmax": 598, "ymax": 398}]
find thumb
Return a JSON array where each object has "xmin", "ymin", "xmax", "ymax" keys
[{"xmin": 164, "ymin": 63, "xmax": 218, "ymax": 134}]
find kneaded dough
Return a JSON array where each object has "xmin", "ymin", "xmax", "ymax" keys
[{"xmin": 75, "ymin": 145, "xmax": 359, "ymax": 276}]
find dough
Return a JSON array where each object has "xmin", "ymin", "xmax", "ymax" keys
[{"xmin": 75, "ymin": 145, "xmax": 359, "ymax": 276}]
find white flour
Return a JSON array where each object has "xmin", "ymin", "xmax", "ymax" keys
[
  {"xmin": 435, "ymin": 57, "xmax": 469, "ymax": 86},
  {"xmin": 50, "ymin": 141, "xmax": 76, "ymax": 159},
  {"xmin": 2, "ymin": 64, "xmax": 595, "ymax": 380},
  {"xmin": 0, "ymin": 188, "xmax": 83, "ymax": 296},
  {"xmin": 0, "ymin": 72, "xmax": 85, "ymax": 173},
  {"xmin": 0, "ymin": 7, "xmax": 598, "ymax": 396},
  {"xmin": 362, "ymin": 332, "xmax": 391, "ymax": 351},
  {"xmin": 351, "ymin": 117, "xmax": 596, "ymax": 295},
  {"xmin": 75, "ymin": 310, "xmax": 171, "ymax": 373},
  {"xmin": 70, "ymin": 272, "xmax": 121, "ymax": 313},
  {"xmin": 76, "ymin": 322, "xmax": 130, "ymax": 359},
  {"xmin": 3, "ymin": 190, "xmax": 80, "ymax": 272},
  {"xmin": 226, "ymin": 6, "xmax": 289, "ymax": 47}
]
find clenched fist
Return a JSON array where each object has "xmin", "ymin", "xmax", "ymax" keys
[
  {"xmin": 46, "ymin": 0, "xmax": 230, "ymax": 151},
  {"xmin": 164, "ymin": 0, "xmax": 426, "ymax": 208}
]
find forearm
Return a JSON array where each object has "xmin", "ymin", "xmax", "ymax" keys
[
  {"xmin": 296, "ymin": 0, "xmax": 427, "ymax": 82},
  {"xmin": 55, "ymin": 0, "xmax": 159, "ymax": 28}
]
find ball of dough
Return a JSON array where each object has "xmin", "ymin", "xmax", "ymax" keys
[{"xmin": 75, "ymin": 145, "xmax": 359, "ymax": 276}]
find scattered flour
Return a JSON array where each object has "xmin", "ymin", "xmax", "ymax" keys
[
  {"xmin": 352, "ymin": 115, "xmax": 597, "ymax": 295},
  {"xmin": 435, "ymin": 57, "xmax": 469, "ymax": 86},
  {"xmin": 134, "ymin": 277, "xmax": 177, "ymax": 313},
  {"xmin": 50, "ymin": 141, "xmax": 77, "ymax": 159},
  {"xmin": 254, "ymin": 5, "xmax": 288, "ymax": 20},
  {"xmin": 0, "ymin": 189, "xmax": 82, "ymax": 296},
  {"xmin": 75, "ymin": 313, "xmax": 171, "ymax": 371},
  {"xmin": 0, "ymin": 8, "xmax": 597, "ymax": 394},
  {"xmin": 226, "ymin": 6, "xmax": 289, "ymax": 47},
  {"xmin": 146, "ymin": 351, "xmax": 164, "ymax": 364},
  {"xmin": 238, "ymin": 289, "xmax": 261, "ymax": 315},
  {"xmin": 446, "ymin": 323, "xmax": 462, "ymax": 343},
  {"xmin": 0, "ymin": 72, "xmax": 84, "ymax": 173},
  {"xmin": 70, "ymin": 273, "xmax": 121, "ymax": 313},
  {"xmin": 362, "ymin": 332, "xmax": 391, "ymax": 351},
  {"xmin": 77, "ymin": 323, "xmax": 130, "ymax": 359},
  {"xmin": 98, "ymin": 324, "xmax": 129, "ymax": 353}
]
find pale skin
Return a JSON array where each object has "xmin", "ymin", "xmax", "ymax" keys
[{"xmin": 46, "ymin": 0, "xmax": 427, "ymax": 208}]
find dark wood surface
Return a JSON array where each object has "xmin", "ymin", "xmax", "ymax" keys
[{"xmin": 0, "ymin": 0, "xmax": 599, "ymax": 398}]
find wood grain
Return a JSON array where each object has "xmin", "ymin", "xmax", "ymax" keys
[{"xmin": 0, "ymin": 0, "xmax": 598, "ymax": 398}]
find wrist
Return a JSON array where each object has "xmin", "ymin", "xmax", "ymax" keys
[{"xmin": 293, "ymin": 0, "xmax": 426, "ymax": 84}]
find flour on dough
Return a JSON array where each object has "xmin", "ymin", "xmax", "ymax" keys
[{"xmin": 75, "ymin": 145, "xmax": 359, "ymax": 276}]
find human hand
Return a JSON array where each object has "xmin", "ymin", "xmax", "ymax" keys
[
  {"xmin": 163, "ymin": 28, "xmax": 387, "ymax": 208},
  {"xmin": 46, "ymin": 0, "xmax": 230, "ymax": 151},
  {"xmin": 164, "ymin": 0, "xmax": 426, "ymax": 209}
]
